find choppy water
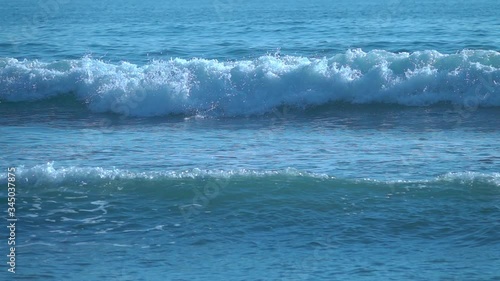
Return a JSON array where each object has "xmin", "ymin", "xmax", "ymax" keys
[{"xmin": 1, "ymin": 0, "xmax": 499, "ymax": 280}]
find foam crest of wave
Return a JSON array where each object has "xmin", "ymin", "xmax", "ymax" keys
[
  {"xmin": 3, "ymin": 163, "xmax": 498, "ymax": 188},
  {"xmin": 1, "ymin": 49, "xmax": 499, "ymax": 116},
  {"xmin": 7, "ymin": 163, "xmax": 330, "ymax": 185}
]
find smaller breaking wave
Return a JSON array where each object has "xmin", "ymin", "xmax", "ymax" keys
[{"xmin": 2, "ymin": 163, "xmax": 498, "ymax": 190}]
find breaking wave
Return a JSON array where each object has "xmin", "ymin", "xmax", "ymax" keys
[{"xmin": 1, "ymin": 49, "xmax": 499, "ymax": 116}]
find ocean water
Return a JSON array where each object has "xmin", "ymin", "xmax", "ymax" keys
[{"xmin": 1, "ymin": 0, "xmax": 499, "ymax": 280}]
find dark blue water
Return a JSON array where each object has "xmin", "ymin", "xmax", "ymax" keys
[{"xmin": 1, "ymin": 0, "xmax": 499, "ymax": 280}]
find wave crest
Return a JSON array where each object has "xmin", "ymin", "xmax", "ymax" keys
[
  {"xmin": 3, "ymin": 163, "xmax": 499, "ymax": 189},
  {"xmin": 1, "ymin": 49, "xmax": 499, "ymax": 116}
]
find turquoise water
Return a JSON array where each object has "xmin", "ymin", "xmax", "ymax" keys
[{"xmin": 1, "ymin": 0, "xmax": 500, "ymax": 280}]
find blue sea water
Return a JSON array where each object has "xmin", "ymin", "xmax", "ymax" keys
[{"xmin": 1, "ymin": 0, "xmax": 500, "ymax": 280}]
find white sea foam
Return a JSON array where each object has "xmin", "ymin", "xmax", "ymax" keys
[
  {"xmin": 1, "ymin": 49, "xmax": 499, "ymax": 116},
  {"xmin": 8, "ymin": 162, "xmax": 330, "ymax": 183},
  {"xmin": 2, "ymin": 163, "xmax": 498, "ymax": 187}
]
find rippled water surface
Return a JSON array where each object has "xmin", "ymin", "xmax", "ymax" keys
[{"xmin": 1, "ymin": 0, "xmax": 499, "ymax": 280}]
